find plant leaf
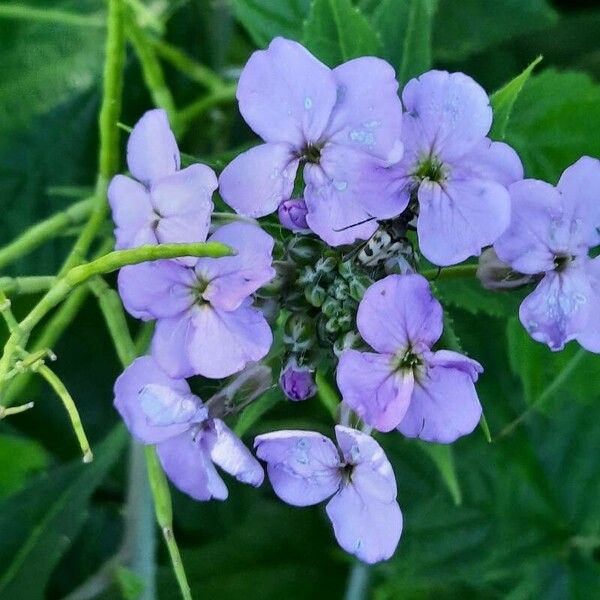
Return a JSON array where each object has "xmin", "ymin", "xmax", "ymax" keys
[{"xmin": 302, "ymin": 0, "xmax": 381, "ymax": 66}]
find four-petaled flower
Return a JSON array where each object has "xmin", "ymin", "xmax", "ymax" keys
[
  {"xmin": 219, "ymin": 37, "xmax": 405, "ymax": 246},
  {"xmin": 118, "ymin": 222, "xmax": 275, "ymax": 379},
  {"xmin": 390, "ymin": 70, "xmax": 523, "ymax": 266},
  {"xmin": 255, "ymin": 425, "xmax": 402, "ymax": 564},
  {"xmin": 115, "ymin": 356, "xmax": 264, "ymax": 501},
  {"xmin": 108, "ymin": 109, "xmax": 217, "ymax": 253},
  {"xmin": 494, "ymin": 157, "xmax": 600, "ymax": 352},
  {"xmin": 337, "ymin": 274, "xmax": 483, "ymax": 441}
]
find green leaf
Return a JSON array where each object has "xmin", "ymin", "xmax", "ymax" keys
[
  {"xmin": 434, "ymin": 277, "xmax": 525, "ymax": 318},
  {"xmin": 372, "ymin": 0, "xmax": 436, "ymax": 84},
  {"xmin": 0, "ymin": 426, "xmax": 126, "ymax": 599},
  {"xmin": 432, "ymin": 0, "xmax": 557, "ymax": 62},
  {"xmin": 490, "ymin": 55, "xmax": 542, "ymax": 140},
  {"xmin": 0, "ymin": 433, "xmax": 49, "ymax": 500},
  {"xmin": 505, "ymin": 69, "xmax": 600, "ymax": 182},
  {"xmin": 506, "ymin": 318, "xmax": 600, "ymax": 411},
  {"xmin": 302, "ymin": 0, "xmax": 381, "ymax": 66},
  {"xmin": 416, "ymin": 442, "xmax": 462, "ymax": 505},
  {"xmin": 230, "ymin": 0, "xmax": 311, "ymax": 48},
  {"xmin": 0, "ymin": 0, "xmax": 105, "ymax": 138}
]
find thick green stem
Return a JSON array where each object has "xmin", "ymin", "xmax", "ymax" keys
[
  {"xmin": 177, "ymin": 84, "xmax": 237, "ymax": 129},
  {"xmin": 126, "ymin": 14, "xmax": 179, "ymax": 131},
  {"xmin": 0, "ymin": 276, "xmax": 56, "ymax": 296},
  {"xmin": 0, "ymin": 199, "xmax": 93, "ymax": 270},
  {"xmin": 0, "ymin": 4, "xmax": 105, "ymax": 27},
  {"xmin": 0, "ymin": 402, "xmax": 35, "ymax": 418},
  {"xmin": 61, "ymin": 0, "xmax": 126, "ymax": 274},
  {"xmin": 36, "ymin": 364, "xmax": 93, "ymax": 463},
  {"xmin": 151, "ymin": 38, "xmax": 224, "ymax": 91},
  {"xmin": 344, "ymin": 562, "xmax": 370, "ymax": 600}
]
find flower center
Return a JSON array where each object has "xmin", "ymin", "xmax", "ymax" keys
[
  {"xmin": 414, "ymin": 155, "xmax": 447, "ymax": 183},
  {"xmin": 391, "ymin": 347, "xmax": 423, "ymax": 376},
  {"xmin": 553, "ymin": 253, "xmax": 572, "ymax": 272},
  {"xmin": 303, "ymin": 143, "xmax": 322, "ymax": 164},
  {"xmin": 191, "ymin": 277, "xmax": 209, "ymax": 305}
]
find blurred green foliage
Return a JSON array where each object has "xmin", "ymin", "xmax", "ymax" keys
[{"xmin": 1, "ymin": 0, "xmax": 600, "ymax": 598}]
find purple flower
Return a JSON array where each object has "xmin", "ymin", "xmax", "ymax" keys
[
  {"xmin": 108, "ymin": 109, "xmax": 217, "ymax": 251},
  {"xmin": 336, "ymin": 274, "xmax": 483, "ymax": 441},
  {"xmin": 114, "ymin": 356, "xmax": 264, "ymax": 501},
  {"xmin": 218, "ymin": 37, "xmax": 405, "ymax": 246},
  {"xmin": 255, "ymin": 425, "xmax": 402, "ymax": 564},
  {"xmin": 391, "ymin": 70, "xmax": 523, "ymax": 266},
  {"xmin": 278, "ymin": 198, "xmax": 310, "ymax": 233},
  {"xmin": 118, "ymin": 222, "xmax": 276, "ymax": 379},
  {"xmin": 279, "ymin": 358, "xmax": 317, "ymax": 401},
  {"xmin": 494, "ymin": 157, "xmax": 600, "ymax": 352}
]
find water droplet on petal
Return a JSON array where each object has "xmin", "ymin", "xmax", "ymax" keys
[
  {"xmin": 333, "ymin": 180, "xmax": 347, "ymax": 192},
  {"xmin": 304, "ymin": 96, "xmax": 313, "ymax": 110}
]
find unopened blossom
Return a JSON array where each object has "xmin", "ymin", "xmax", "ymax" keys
[
  {"xmin": 494, "ymin": 157, "xmax": 600, "ymax": 351},
  {"xmin": 219, "ymin": 37, "xmax": 405, "ymax": 246},
  {"xmin": 278, "ymin": 198, "xmax": 310, "ymax": 233},
  {"xmin": 255, "ymin": 425, "xmax": 402, "ymax": 564},
  {"xmin": 108, "ymin": 109, "xmax": 217, "ymax": 251},
  {"xmin": 279, "ymin": 357, "xmax": 317, "ymax": 401},
  {"xmin": 390, "ymin": 70, "xmax": 523, "ymax": 266},
  {"xmin": 118, "ymin": 222, "xmax": 275, "ymax": 379},
  {"xmin": 337, "ymin": 274, "xmax": 483, "ymax": 441},
  {"xmin": 115, "ymin": 356, "xmax": 263, "ymax": 500}
]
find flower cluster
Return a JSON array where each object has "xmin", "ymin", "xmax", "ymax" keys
[{"xmin": 109, "ymin": 37, "xmax": 600, "ymax": 564}]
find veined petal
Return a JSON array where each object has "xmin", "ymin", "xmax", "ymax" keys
[
  {"xmin": 337, "ymin": 350, "xmax": 413, "ymax": 433},
  {"xmin": 417, "ymin": 178, "xmax": 511, "ymax": 266},
  {"xmin": 188, "ymin": 303, "xmax": 273, "ymax": 379},
  {"xmin": 457, "ymin": 138, "xmax": 524, "ymax": 187},
  {"xmin": 219, "ymin": 143, "xmax": 299, "ymax": 218},
  {"xmin": 127, "ymin": 109, "xmax": 180, "ymax": 184},
  {"xmin": 152, "ymin": 314, "xmax": 197, "ymax": 379},
  {"xmin": 356, "ymin": 274, "xmax": 443, "ymax": 352},
  {"xmin": 254, "ymin": 430, "xmax": 341, "ymax": 506},
  {"xmin": 237, "ymin": 37, "xmax": 337, "ymax": 146},
  {"xmin": 114, "ymin": 356, "xmax": 192, "ymax": 444},
  {"xmin": 326, "ymin": 484, "xmax": 402, "ymax": 564}
]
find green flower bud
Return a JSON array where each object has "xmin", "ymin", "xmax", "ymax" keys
[
  {"xmin": 288, "ymin": 236, "xmax": 324, "ymax": 265},
  {"xmin": 283, "ymin": 313, "xmax": 316, "ymax": 346},
  {"xmin": 305, "ymin": 284, "xmax": 326, "ymax": 307},
  {"xmin": 297, "ymin": 266, "xmax": 317, "ymax": 286},
  {"xmin": 348, "ymin": 274, "xmax": 372, "ymax": 302},
  {"xmin": 257, "ymin": 260, "xmax": 296, "ymax": 297},
  {"xmin": 337, "ymin": 260, "xmax": 356, "ymax": 280},
  {"xmin": 321, "ymin": 296, "xmax": 340, "ymax": 318},
  {"xmin": 333, "ymin": 331, "xmax": 363, "ymax": 358},
  {"xmin": 315, "ymin": 255, "xmax": 338, "ymax": 275}
]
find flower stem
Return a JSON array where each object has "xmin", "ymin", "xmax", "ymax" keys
[
  {"xmin": 177, "ymin": 84, "xmax": 238, "ymax": 129},
  {"xmin": 422, "ymin": 263, "xmax": 478, "ymax": 281},
  {"xmin": 0, "ymin": 198, "xmax": 93, "ymax": 270},
  {"xmin": 0, "ymin": 402, "xmax": 35, "ymax": 418},
  {"xmin": 0, "ymin": 276, "xmax": 57, "ymax": 296},
  {"xmin": 0, "ymin": 4, "xmax": 105, "ymax": 27},
  {"xmin": 344, "ymin": 562, "xmax": 370, "ymax": 600},
  {"xmin": 146, "ymin": 446, "xmax": 192, "ymax": 600},
  {"xmin": 126, "ymin": 12, "xmax": 179, "ymax": 132},
  {"xmin": 36, "ymin": 364, "xmax": 93, "ymax": 463}
]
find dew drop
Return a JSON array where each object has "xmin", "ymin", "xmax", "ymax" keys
[
  {"xmin": 333, "ymin": 180, "xmax": 348, "ymax": 192},
  {"xmin": 304, "ymin": 96, "xmax": 313, "ymax": 110}
]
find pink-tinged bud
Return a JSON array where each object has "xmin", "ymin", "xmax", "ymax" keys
[
  {"xmin": 278, "ymin": 198, "xmax": 310, "ymax": 233},
  {"xmin": 477, "ymin": 247, "xmax": 536, "ymax": 290},
  {"xmin": 279, "ymin": 358, "xmax": 317, "ymax": 401}
]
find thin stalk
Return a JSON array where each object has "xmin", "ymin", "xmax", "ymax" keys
[
  {"xmin": 421, "ymin": 263, "xmax": 478, "ymax": 281},
  {"xmin": 126, "ymin": 14, "xmax": 178, "ymax": 130},
  {"xmin": 36, "ymin": 364, "xmax": 93, "ymax": 463},
  {"xmin": 146, "ymin": 446, "xmax": 192, "ymax": 600},
  {"xmin": 151, "ymin": 38, "xmax": 224, "ymax": 91},
  {"xmin": 0, "ymin": 4, "xmax": 105, "ymax": 27},
  {"xmin": 0, "ymin": 291, "xmax": 20, "ymax": 333},
  {"xmin": 0, "ymin": 402, "xmax": 35, "ymax": 418},
  {"xmin": 0, "ymin": 276, "xmax": 56, "ymax": 296},
  {"xmin": 177, "ymin": 84, "xmax": 237, "ymax": 129},
  {"xmin": 344, "ymin": 562, "xmax": 370, "ymax": 600},
  {"xmin": 0, "ymin": 198, "xmax": 93, "ymax": 270}
]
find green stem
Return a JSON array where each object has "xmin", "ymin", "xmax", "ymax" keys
[
  {"xmin": 0, "ymin": 4, "xmax": 105, "ymax": 27},
  {"xmin": 344, "ymin": 562, "xmax": 370, "ymax": 600},
  {"xmin": 177, "ymin": 84, "xmax": 237, "ymax": 129},
  {"xmin": 422, "ymin": 263, "xmax": 478, "ymax": 281},
  {"xmin": 0, "ymin": 291, "xmax": 20, "ymax": 333},
  {"xmin": 146, "ymin": 446, "xmax": 192, "ymax": 600},
  {"xmin": 0, "ymin": 199, "xmax": 93, "ymax": 270},
  {"xmin": 315, "ymin": 370, "xmax": 340, "ymax": 420},
  {"xmin": 36, "ymin": 364, "xmax": 93, "ymax": 463},
  {"xmin": 0, "ymin": 276, "xmax": 57, "ymax": 296},
  {"xmin": 126, "ymin": 13, "xmax": 179, "ymax": 131},
  {"xmin": 0, "ymin": 402, "xmax": 35, "ymax": 418},
  {"xmin": 151, "ymin": 38, "xmax": 225, "ymax": 91},
  {"xmin": 61, "ymin": 0, "xmax": 125, "ymax": 274}
]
